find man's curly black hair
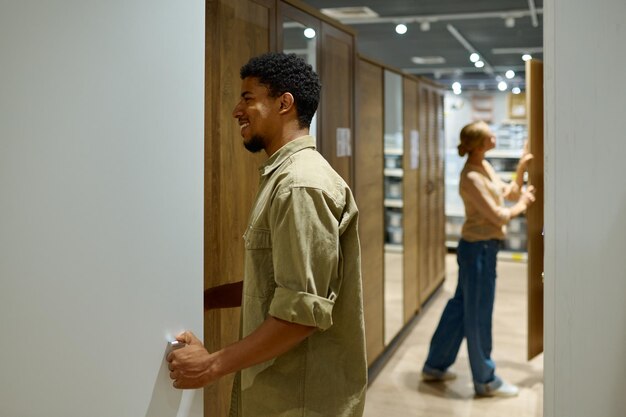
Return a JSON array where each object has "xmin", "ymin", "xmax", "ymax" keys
[{"xmin": 240, "ymin": 52, "xmax": 321, "ymax": 129}]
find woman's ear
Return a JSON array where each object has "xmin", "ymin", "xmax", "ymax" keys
[{"xmin": 278, "ymin": 92, "xmax": 295, "ymax": 114}]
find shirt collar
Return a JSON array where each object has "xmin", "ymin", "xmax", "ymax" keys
[{"xmin": 259, "ymin": 135, "xmax": 316, "ymax": 176}]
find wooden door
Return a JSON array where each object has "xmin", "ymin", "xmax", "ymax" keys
[
  {"xmin": 355, "ymin": 57, "xmax": 385, "ymax": 365},
  {"xmin": 320, "ymin": 22, "xmax": 355, "ymax": 187},
  {"xmin": 403, "ymin": 77, "xmax": 420, "ymax": 321},
  {"xmin": 205, "ymin": 0, "xmax": 276, "ymax": 415},
  {"xmin": 526, "ymin": 59, "xmax": 544, "ymax": 360},
  {"xmin": 418, "ymin": 83, "xmax": 431, "ymax": 303}
]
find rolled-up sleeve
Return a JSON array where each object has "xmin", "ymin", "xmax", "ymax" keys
[
  {"xmin": 268, "ymin": 187, "xmax": 341, "ymax": 330},
  {"xmin": 269, "ymin": 287, "xmax": 335, "ymax": 330}
]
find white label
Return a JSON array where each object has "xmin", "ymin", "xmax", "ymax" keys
[{"xmin": 336, "ymin": 127, "xmax": 351, "ymax": 157}]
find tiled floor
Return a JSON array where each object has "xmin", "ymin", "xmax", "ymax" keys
[{"xmin": 364, "ymin": 254, "xmax": 544, "ymax": 417}]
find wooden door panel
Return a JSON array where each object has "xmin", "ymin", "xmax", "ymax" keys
[
  {"xmin": 206, "ymin": 0, "xmax": 275, "ymax": 414},
  {"xmin": 526, "ymin": 59, "xmax": 544, "ymax": 360},
  {"xmin": 355, "ymin": 57, "xmax": 385, "ymax": 365},
  {"xmin": 403, "ymin": 77, "xmax": 420, "ymax": 321},
  {"xmin": 321, "ymin": 22, "xmax": 354, "ymax": 187}
]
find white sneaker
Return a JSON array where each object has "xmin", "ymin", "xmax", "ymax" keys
[
  {"xmin": 478, "ymin": 380, "xmax": 519, "ymax": 398},
  {"xmin": 421, "ymin": 369, "xmax": 457, "ymax": 382}
]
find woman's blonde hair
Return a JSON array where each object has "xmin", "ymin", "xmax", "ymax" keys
[{"xmin": 458, "ymin": 121, "xmax": 490, "ymax": 157}]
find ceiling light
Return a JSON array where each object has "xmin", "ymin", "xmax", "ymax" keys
[
  {"xmin": 474, "ymin": 60, "xmax": 485, "ymax": 68},
  {"xmin": 505, "ymin": 17, "xmax": 515, "ymax": 28},
  {"xmin": 498, "ymin": 81, "xmax": 508, "ymax": 91},
  {"xmin": 453, "ymin": 88, "xmax": 462, "ymax": 95},
  {"xmin": 505, "ymin": 70, "xmax": 515, "ymax": 79},
  {"xmin": 395, "ymin": 24, "xmax": 408, "ymax": 35},
  {"xmin": 470, "ymin": 53, "xmax": 480, "ymax": 63},
  {"xmin": 522, "ymin": 54, "xmax": 532, "ymax": 61},
  {"xmin": 452, "ymin": 82, "xmax": 461, "ymax": 90},
  {"xmin": 412, "ymin": 56, "xmax": 446, "ymax": 65},
  {"xmin": 303, "ymin": 28, "xmax": 316, "ymax": 39},
  {"xmin": 512, "ymin": 87, "xmax": 521, "ymax": 94},
  {"xmin": 420, "ymin": 21, "xmax": 430, "ymax": 31}
]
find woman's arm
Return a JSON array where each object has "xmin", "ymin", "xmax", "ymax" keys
[{"xmin": 464, "ymin": 171, "xmax": 536, "ymax": 226}]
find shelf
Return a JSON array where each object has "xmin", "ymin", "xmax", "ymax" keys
[
  {"xmin": 384, "ymin": 168, "xmax": 403, "ymax": 177},
  {"xmin": 384, "ymin": 148, "xmax": 403, "ymax": 156},
  {"xmin": 485, "ymin": 148, "xmax": 522, "ymax": 159},
  {"xmin": 384, "ymin": 243, "xmax": 404, "ymax": 253},
  {"xmin": 384, "ymin": 199, "xmax": 403, "ymax": 208}
]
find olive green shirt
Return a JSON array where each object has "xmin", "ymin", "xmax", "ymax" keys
[{"xmin": 230, "ymin": 136, "xmax": 367, "ymax": 417}]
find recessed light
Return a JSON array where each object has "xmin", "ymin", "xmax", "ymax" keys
[
  {"xmin": 505, "ymin": 70, "xmax": 515, "ymax": 79},
  {"xmin": 498, "ymin": 81, "xmax": 508, "ymax": 91},
  {"xmin": 522, "ymin": 54, "xmax": 532, "ymax": 61},
  {"xmin": 303, "ymin": 28, "xmax": 316, "ymax": 39},
  {"xmin": 512, "ymin": 87, "xmax": 521, "ymax": 94},
  {"xmin": 470, "ymin": 53, "xmax": 480, "ymax": 63},
  {"xmin": 411, "ymin": 56, "xmax": 446, "ymax": 65},
  {"xmin": 395, "ymin": 23, "xmax": 408, "ymax": 35},
  {"xmin": 475, "ymin": 61, "xmax": 485, "ymax": 68}
]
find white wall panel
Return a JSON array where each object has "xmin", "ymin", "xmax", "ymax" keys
[
  {"xmin": 0, "ymin": 1, "xmax": 205, "ymax": 416},
  {"xmin": 545, "ymin": 1, "xmax": 626, "ymax": 416}
]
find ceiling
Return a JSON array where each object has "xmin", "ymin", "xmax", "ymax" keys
[{"xmin": 299, "ymin": 0, "xmax": 544, "ymax": 92}]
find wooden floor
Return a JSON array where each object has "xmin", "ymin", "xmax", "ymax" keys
[{"xmin": 364, "ymin": 254, "xmax": 544, "ymax": 417}]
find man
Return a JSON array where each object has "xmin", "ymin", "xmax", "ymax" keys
[{"xmin": 167, "ymin": 52, "xmax": 367, "ymax": 417}]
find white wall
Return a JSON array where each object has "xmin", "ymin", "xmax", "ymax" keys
[
  {"xmin": 545, "ymin": 1, "xmax": 626, "ymax": 416},
  {"xmin": 0, "ymin": 1, "xmax": 205, "ymax": 416}
]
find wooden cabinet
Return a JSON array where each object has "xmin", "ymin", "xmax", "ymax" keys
[
  {"xmin": 418, "ymin": 80, "xmax": 446, "ymax": 303},
  {"xmin": 355, "ymin": 56, "xmax": 384, "ymax": 366},
  {"xmin": 402, "ymin": 77, "xmax": 420, "ymax": 321},
  {"xmin": 205, "ymin": 0, "xmax": 276, "ymax": 415}
]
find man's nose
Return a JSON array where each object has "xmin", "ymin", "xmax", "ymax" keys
[{"xmin": 232, "ymin": 103, "xmax": 242, "ymax": 118}]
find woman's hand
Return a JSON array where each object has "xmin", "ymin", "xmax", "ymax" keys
[
  {"xmin": 519, "ymin": 140, "xmax": 534, "ymax": 171},
  {"xmin": 520, "ymin": 185, "xmax": 536, "ymax": 207}
]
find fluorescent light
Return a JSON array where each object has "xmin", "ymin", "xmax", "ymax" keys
[
  {"xmin": 522, "ymin": 54, "xmax": 532, "ymax": 61},
  {"xmin": 395, "ymin": 24, "xmax": 407, "ymax": 35},
  {"xmin": 505, "ymin": 70, "xmax": 515, "ymax": 79},
  {"xmin": 470, "ymin": 53, "xmax": 480, "ymax": 63},
  {"xmin": 512, "ymin": 87, "xmax": 521, "ymax": 94},
  {"xmin": 303, "ymin": 28, "xmax": 316, "ymax": 39},
  {"xmin": 498, "ymin": 81, "xmax": 508, "ymax": 91},
  {"xmin": 474, "ymin": 60, "xmax": 485, "ymax": 68}
]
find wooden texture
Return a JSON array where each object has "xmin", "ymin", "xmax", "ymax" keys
[
  {"xmin": 320, "ymin": 22, "xmax": 354, "ymax": 187},
  {"xmin": 355, "ymin": 57, "xmax": 385, "ymax": 365},
  {"xmin": 526, "ymin": 59, "xmax": 544, "ymax": 360},
  {"xmin": 417, "ymin": 81, "xmax": 446, "ymax": 303},
  {"xmin": 402, "ymin": 77, "xmax": 420, "ymax": 322},
  {"xmin": 205, "ymin": 0, "xmax": 275, "ymax": 415}
]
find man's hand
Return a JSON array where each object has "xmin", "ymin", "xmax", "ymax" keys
[{"xmin": 166, "ymin": 331, "xmax": 216, "ymax": 389}]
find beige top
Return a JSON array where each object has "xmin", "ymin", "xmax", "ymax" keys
[
  {"xmin": 230, "ymin": 136, "xmax": 367, "ymax": 417},
  {"xmin": 459, "ymin": 160, "xmax": 514, "ymax": 241}
]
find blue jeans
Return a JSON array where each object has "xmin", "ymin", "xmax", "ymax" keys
[{"xmin": 423, "ymin": 239, "xmax": 503, "ymax": 394}]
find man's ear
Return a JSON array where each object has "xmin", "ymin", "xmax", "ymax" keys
[{"xmin": 278, "ymin": 92, "xmax": 295, "ymax": 114}]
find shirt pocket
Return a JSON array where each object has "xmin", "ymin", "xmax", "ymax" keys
[{"xmin": 243, "ymin": 227, "xmax": 275, "ymax": 298}]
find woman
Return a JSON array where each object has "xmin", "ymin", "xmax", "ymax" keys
[{"xmin": 421, "ymin": 120, "xmax": 535, "ymax": 397}]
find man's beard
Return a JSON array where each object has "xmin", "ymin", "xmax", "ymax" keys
[{"xmin": 243, "ymin": 134, "xmax": 265, "ymax": 153}]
